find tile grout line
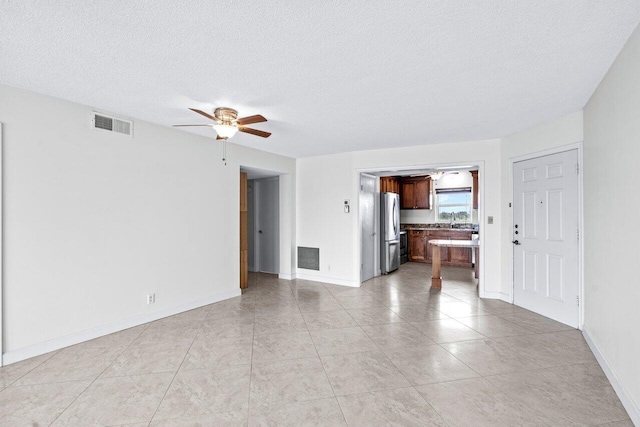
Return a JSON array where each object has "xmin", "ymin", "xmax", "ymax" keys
[
  {"xmin": 145, "ymin": 312, "xmax": 207, "ymax": 426},
  {"xmin": 47, "ymin": 323, "xmax": 151, "ymax": 426},
  {"xmin": 302, "ymin": 283, "xmax": 349, "ymax": 426},
  {"xmin": 244, "ymin": 285, "xmax": 258, "ymax": 427}
]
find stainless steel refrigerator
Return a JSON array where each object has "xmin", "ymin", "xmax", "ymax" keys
[{"xmin": 380, "ymin": 192, "xmax": 400, "ymax": 274}]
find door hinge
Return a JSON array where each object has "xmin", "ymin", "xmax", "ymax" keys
[
  {"xmin": 576, "ymin": 163, "xmax": 580, "ymax": 174},
  {"xmin": 361, "ymin": 185, "xmax": 364, "ymax": 190},
  {"xmin": 361, "ymin": 263, "xmax": 363, "ymax": 270},
  {"xmin": 576, "ymin": 229, "xmax": 580, "ymax": 240},
  {"xmin": 576, "ymin": 295, "xmax": 580, "ymax": 306}
]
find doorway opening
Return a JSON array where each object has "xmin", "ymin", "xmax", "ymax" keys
[
  {"xmin": 241, "ymin": 166, "xmax": 281, "ymax": 289},
  {"xmin": 357, "ymin": 162, "xmax": 484, "ymax": 296}
]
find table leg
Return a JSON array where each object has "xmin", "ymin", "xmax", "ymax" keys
[
  {"xmin": 431, "ymin": 246, "xmax": 442, "ymax": 288},
  {"xmin": 474, "ymin": 247, "xmax": 479, "ymax": 279}
]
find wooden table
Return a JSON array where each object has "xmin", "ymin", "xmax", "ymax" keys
[{"xmin": 429, "ymin": 239, "xmax": 480, "ymax": 288}]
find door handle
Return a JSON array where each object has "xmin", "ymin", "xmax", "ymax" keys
[
  {"xmin": 512, "ymin": 240, "xmax": 520, "ymax": 245},
  {"xmin": 259, "ymin": 230, "xmax": 263, "ymax": 234}
]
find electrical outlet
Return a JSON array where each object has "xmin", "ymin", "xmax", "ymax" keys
[
  {"xmin": 146, "ymin": 293, "xmax": 155, "ymax": 304},
  {"xmin": 328, "ymin": 264, "xmax": 331, "ymax": 271}
]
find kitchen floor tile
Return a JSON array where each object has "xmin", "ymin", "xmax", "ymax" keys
[
  {"xmin": 321, "ymin": 350, "xmax": 410, "ymax": 396},
  {"xmin": 181, "ymin": 335, "xmax": 253, "ymax": 370},
  {"xmin": 416, "ymin": 377, "xmax": 570, "ymax": 426},
  {"xmin": 0, "ymin": 380, "xmax": 90, "ymax": 427},
  {"xmin": 337, "ymin": 387, "xmax": 447, "ymax": 426},
  {"xmin": 456, "ymin": 315, "xmax": 533, "ymax": 338},
  {"xmin": 390, "ymin": 304, "xmax": 450, "ymax": 322},
  {"xmin": 52, "ymin": 373, "xmax": 173, "ymax": 426},
  {"xmin": 153, "ymin": 365, "xmax": 251, "ymax": 421},
  {"xmin": 486, "ymin": 368, "xmax": 629, "ymax": 425},
  {"xmin": 253, "ymin": 312, "xmax": 307, "ymax": 336},
  {"xmin": 361, "ymin": 322, "xmax": 436, "ymax": 349},
  {"xmin": 310, "ymin": 327, "xmax": 378, "ymax": 356},
  {"xmin": 383, "ymin": 344, "xmax": 479, "ymax": 385},
  {"xmin": 346, "ymin": 306, "xmax": 404, "ymax": 326},
  {"xmin": 252, "ymin": 331, "xmax": 318, "ymax": 363},
  {"xmin": 410, "ymin": 318, "xmax": 486, "ymax": 343},
  {"xmin": 441, "ymin": 339, "xmax": 542, "ymax": 376},
  {"xmin": 248, "ymin": 397, "xmax": 346, "ymax": 426},
  {"xmin": 302, "ymin": 309, "xmax": 359, "ymax": 330},
  {"xmin": 249, "ymin": 357, "xmax": 333, "ymax": 407}
]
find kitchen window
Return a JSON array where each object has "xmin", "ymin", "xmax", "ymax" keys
[{"xmin": 436, "ymin": 187, "xmax": 472, "ymax": 222}]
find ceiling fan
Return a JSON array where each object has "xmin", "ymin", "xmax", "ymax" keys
[{"xmin": 173, "ymin": 107, "xmax": 271, "ymax": 140}]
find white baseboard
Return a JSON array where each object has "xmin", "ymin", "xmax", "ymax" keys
[
  {"xmin": 499, "ymin": 292, "xmax": 512, "ymax": 303},
  {"xmin": 480, "ymin": 291, "xmax": 501, "ymax": 299},
  {"xmin": 2, "ymin": 288, "xmax": 241, "ymax": 366},
  {"xmin": 582, "ymin": 328, "xmax": 640, "ymax": 426},
  {"xmin": 295, "ymin": 272, "xmax": 359, "ymax": 287},
  {"xmin": 278, "ymin": 272, "xmax": 296, "ymax": 280}
]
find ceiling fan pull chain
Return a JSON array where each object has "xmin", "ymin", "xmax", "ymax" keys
[{"xmin": 223, "ymin": 138, "xmax": 227, "ymax": 166}]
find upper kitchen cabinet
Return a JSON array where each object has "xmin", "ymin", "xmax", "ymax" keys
[
  {"xmin": 380, "ymin": 176, "xmax": 400, "ymax": 193},
  {"xmin": 400, "ymin": 176, "xmax": 431, "ymax": 209},
  {"xmin": 470, "ymin": 170, "xmax": 478, "ymax": 209}
]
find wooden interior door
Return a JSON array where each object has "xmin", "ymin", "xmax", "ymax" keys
[{"xmin": 240, "ymin": 172, "xmax": 248, "ymax": 289}]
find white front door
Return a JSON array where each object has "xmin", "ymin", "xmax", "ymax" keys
[
  {"xmin": 360, "ymin": 174, "xmax": 376, "ymax": 282},
  {"xmin": 513, "ymin": 149, "xmax": 579, "ymax": 327}
]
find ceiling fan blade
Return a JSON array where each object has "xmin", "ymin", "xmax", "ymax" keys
[
  {"xmin": 236, "ymin": 114, "xmax": 267, "ymax": 125},
  {"xmin": 189, "ymin": 108, "xmax": 217, "ymax": 121},
  {"xmin": 239, "ymin": 126, "xmax": 271, "ymax": 138},
  {"xmin": 172, "ymin": 124, "xmax": 212, "ymax": 127}
]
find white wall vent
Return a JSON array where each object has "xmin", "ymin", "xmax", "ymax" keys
[{"xmin": 91, "ymin": 112, "xmax": 133, "ymax": 136}]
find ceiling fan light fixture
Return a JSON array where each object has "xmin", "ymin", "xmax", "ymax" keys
[{"xmin": 213, "ymin": 124, "xmax": 238, "ymax": 139}]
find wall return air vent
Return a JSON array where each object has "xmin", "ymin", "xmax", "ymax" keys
[{"xmin": 91, "ymin": 112, "xmax": 133, "ymax": 136}]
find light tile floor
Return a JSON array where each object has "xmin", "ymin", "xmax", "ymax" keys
[{"xmin": 0, "ymin": 263, "xmax": 632, "ymax": 426}]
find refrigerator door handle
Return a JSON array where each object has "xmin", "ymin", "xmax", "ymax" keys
[{"xmin": 392, "ymin": 198, "xmax": 397, "ymax": 236}]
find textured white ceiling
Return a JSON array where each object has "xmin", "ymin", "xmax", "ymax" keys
[{"xmin": 1, "ymin": 1, "xmax": 639, "ymax": 158}]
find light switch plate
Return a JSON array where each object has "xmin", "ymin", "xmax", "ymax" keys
[{"xmin": 487, "ymin": 216, "xmax": 494, "ymax": 224}]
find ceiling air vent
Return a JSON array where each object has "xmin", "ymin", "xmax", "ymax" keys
[{"xmin": 91, "ymin": 112, "xmax": 133, "ymax": 137}]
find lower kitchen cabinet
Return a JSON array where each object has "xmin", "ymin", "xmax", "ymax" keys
[
  {"xmin": 409, "ymin": 230, "xmax": 427, "ymax": 262},
  {"xmin": 409, "ymin": 229, "xmax": 472, "ymax": 266}
]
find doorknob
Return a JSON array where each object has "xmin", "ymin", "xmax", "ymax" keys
[
  {"xmin": 259, "ymin": 230, "xmax": 263, "ymax": 234},
  {"xmin": 512, "ymin": 240, "xmax": 521, "ymax": 245}
]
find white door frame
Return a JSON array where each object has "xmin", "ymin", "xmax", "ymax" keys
[
  {"xmin": 508, "ymin": 142, "xmax": 584, "ymax": 329},
  {"xmin": 0, "ymin": 123, "xmax": 3, "ymax": 366},
  {"xmin": 355, "ymin": 161, "xmax": 487, "ymax": 298}
]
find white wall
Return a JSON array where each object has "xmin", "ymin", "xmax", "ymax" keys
[
  {"xmin": 0, "ymin": 84, "xmax": 296, "ymax": 361},
  {"xmin": 499, "ymin": 111, "xmax": 584, "ymax": 298},
  {"xmin": 297, "ymin": 140, "xmax": 502, "ymax": 295},
  {"xmin": 583, "ymin": 23, "xmax": 640, "ymax": 422}
]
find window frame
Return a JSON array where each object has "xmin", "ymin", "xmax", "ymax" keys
[{"xmin": 436, "ymin": 187, "xmax": 472, "ymax": 222}]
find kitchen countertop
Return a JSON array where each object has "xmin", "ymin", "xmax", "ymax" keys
[
  {"xmin": 401, "ymin": 223, "xmax": 478, "ymax": 232},
  {"xmin": 429, "ymin": 239, "xmax": 480, "ymax": 248}
]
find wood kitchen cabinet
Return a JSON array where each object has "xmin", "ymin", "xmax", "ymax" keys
[
  {"xmin": 380, "ymin": 176, "xmax": 400, "ymax": 193},
  {"xmin": 409, "ymin": 230, "xmax": 428, "ymax": 262},
  {"xmin": 400, "ymin": 176, "xmax": 431, "ymax": 209}
]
